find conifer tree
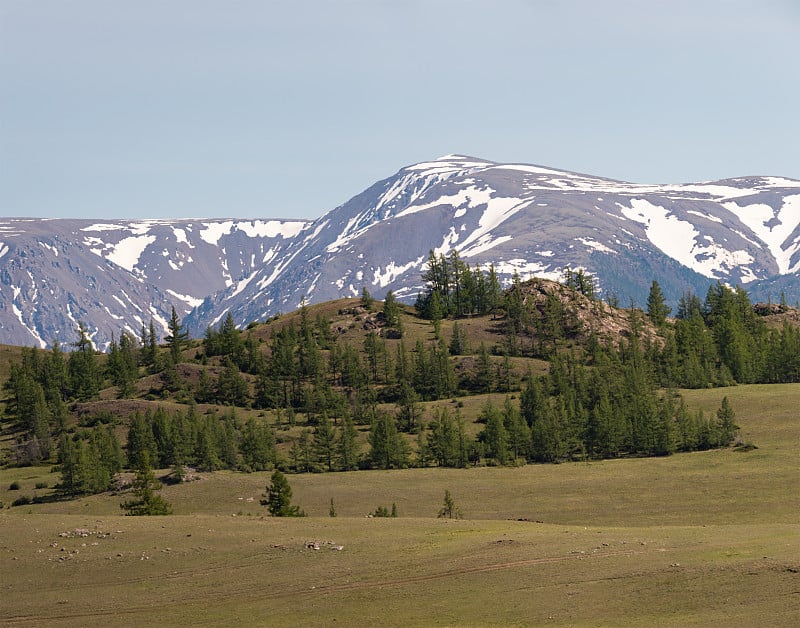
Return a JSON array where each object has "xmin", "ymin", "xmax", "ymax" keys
[
  {"xmin": 313, "ymin": 412, "xmax": 337, "ymax": 471},
  {"xmin": 261, "ymin": 469, "xmax": 305, "ymax": 516},
  {"xmin": 165, "ymin": 306, "xmax": 189, "ymax": 364},
  {"xmin": 383, "ymin": 290, "xmax": 402, "ymax": 334},
  {"xmin": 338, "ymin": 414, "xmax": 360, "ymax": 471},
  {"xmin": 361, "ymin": 286, "xmax": 374, "ymax": 311},
  {"xmin": 240, "ymin": 418, "xmax": 276, "ymax": 471},
  {"xmin": 646, "ymin": 280, "xmax": 671, "ymax": 327},
  {"xmin": 716, "ymin": 396, "xmax": 739, "ymax": 445},
  {"xmin": 502, "ymin": 396, "xmax": 530, "ymax": 460},
  {"xmin": 437, "ymin": 489, "xmax": 462, "ymax": 519},
  {"xmin": 369, "ymin": 410, "xmax": 409, "ymax": 469},
  {"xmin": 216, "ymin": 358, "xmax": 250, "ymax": 406},
  {"xmin": 479, "ymin": 401, "xmax": 509, "ymax": 464},
  {"xmin": 68, "ymin": 322, "xmax": 100, "ymax": 401},
  {"xmin": 127, "ymin": 412, "xmax": 158, "ymax": 470},
  {"xmin": 121, "ymin": 450, "xmax": 172, "ymax": 516}
]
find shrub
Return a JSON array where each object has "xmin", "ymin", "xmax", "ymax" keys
[
  {"xmin": 35, "ymin": 482, "xmax": 48, "ymax": 489},
  {"xmin": 8, "ymin": 481, "xmax": 20, "ymax": 491}
]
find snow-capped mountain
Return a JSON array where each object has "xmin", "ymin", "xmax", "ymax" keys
[
  {"xmin": 187, "ymin": 155, "xmax": 800, "ymax": 331},
  {"xmin": 2, "ymin": 155, "xmax": 799, "ymax": 349},
  {"xmin": 0, "ymin": 218, "xmax": 308, "ymax": 348}
]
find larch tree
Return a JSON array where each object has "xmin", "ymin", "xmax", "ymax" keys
[
  {"xmin": 647, "ymin": 280, "xmax": 671, "ymax": 327},
  {"xmin": 261, "ymin": 469, "xmax": 305, "ymax": 517}
]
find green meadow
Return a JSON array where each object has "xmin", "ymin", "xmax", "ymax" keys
[{"xmin": 2, "ymin": 384, "xmax": 798, "ymax": 626}]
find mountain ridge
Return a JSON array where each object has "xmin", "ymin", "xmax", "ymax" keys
[{"xmin": 2, "ymin": 155, "xmax": 798, "ymax": 349}]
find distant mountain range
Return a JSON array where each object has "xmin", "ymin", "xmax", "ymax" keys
[{"xmin": 2, "ymin": 155, "xmax": 798, "ymax": 349}]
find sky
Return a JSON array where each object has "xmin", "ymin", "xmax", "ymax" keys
[{"xmin": 1, "ymin": 0, "xmax": 798, "ymax": 220}]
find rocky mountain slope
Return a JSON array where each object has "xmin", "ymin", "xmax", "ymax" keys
[
  {"xmin": 0, "ymin": 218, "xmax": 308, "ymax": 348},
  {"xmin": 2, "ymin": 155, "xmax": 798, "ymax": 348}
]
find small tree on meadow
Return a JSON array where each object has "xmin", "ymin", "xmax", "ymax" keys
[
  {"xmin": 437, "ymin": 489, "xmax": 462, "ymax": 519},
  {"xmin": 120, "ymin": 450, "xmax": 172, "ymax": 516},
  {"xmin": 716, "ymin": 396, "xmax": 739, "ymax": 445},
  {"xmin": 261, "ymin": 469, "xmax": 305, "ymax": 517}
]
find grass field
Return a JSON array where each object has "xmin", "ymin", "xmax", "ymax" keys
[{"xmin": 2, "ymin": 384, "xmax": 799, "ymax": 626}]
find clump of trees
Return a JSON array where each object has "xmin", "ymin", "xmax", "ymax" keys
[{"xmin": 415, "ymin": 250, "xmax": 503, "ymax": 319}]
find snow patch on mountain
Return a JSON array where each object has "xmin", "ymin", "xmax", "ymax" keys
[
  {"xmin": 396, "ymin": 185, "xmax": 495, "ymax": 218},
  {"xmin": 373, "ymin": 257, "xmax": 425, "ymax": 288},
  {"xmin": 493, "ymin": 164, "xmax": 566, "ymax": 176},
  {"xmin": 620, "ymin": 199, "xmax": 701, "ymax": 268},
  {"xmin": 199, "ymin": 221, "xmax": 235, "ymax": 245},
  {"xmin": 577, "ymin": 237, "xmax": 616, "ymax": 254},
  {"xmin": 172, "ymin": 228, "xmax": 191, "ymax": 246},
  {"xmin": 166, "ymin": 289, "xmax": 204, "ymax": 308},
  {"xmin": 106, "ymin": 235, "xmax": 157, "ymax": 271},
  {"xmin": 686, "ymin": 210, "xmax": 723, "ymax": 223},
  {"xmin": 760, "ymin": 177, "xmax": 800, "ymax": 188},
  {"xmin": 494, "ymin": 259, "xmax": 561, "ymax": 282},
  {"xmin": 240, "ymin": 220, "xmax": 307, "ymax": 239},
  {"xmin": 460, "ymin": 234, "xmax": 513, "ymax": 257},
  {"xmin": 456, "ymin": 197, "xmax": 530, "ymax": 253},
  {"xmin": 723, "ymin": 194, "xmax": 800, "ymax": 274},
  {"xmin": 326, "ymin": 214, "xmax": 370, "ymax": 253}
]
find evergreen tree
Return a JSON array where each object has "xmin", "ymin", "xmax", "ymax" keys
[
  {"xmin": 217, "ymin": 411, "xmax": 239, "ymax": 469},
  {"xmin": 674, "ymin": 397, "xmax": 698, "ymax": 451},
  {"xmin": 479, "ymin": 401, "xmax": 509, "ymax": 464},
  {"xmin": 437, "ymin": 489, "xmax": 462, "ymax": 519},
  {"xmin": 195, "ymin": 367, "xmax": 215, "ymax": 403},
  {"xmin": 369, "ymin": 410, "xmax": 409, "ymax": 469},
  {"xmin": 502, "ymin": 396, "xmax": 530, "ymax": 460},
  {"xmin": 240, "ymin": 418, "xmax": 276, "ymax": 471},
  {"xmin": 716, "ymin": 396, "xmax": 739, "ymax": 445},
  {"xmin": 120, "ymin": 450, "xmax": 172, "ymax": 516},
  {"xmin": 338, "ymin": 414, "xmax": 361, "ymax": 471},
  {"xmin": 68, "ymin": 322, "xmax": 101, "ymax": 401},
  {"xmin": 195, "ymin": 416, "xmax": 222, "ymax": 471},
  {"xmin": 127, "ymin": 412, "xmax": 158, "ymax": 470},
  {"xmin": 57, "ymin": 434, "xmax": 84, "ymax": 495},
  {"xmin": 361, "ymin": 286, "xmax": 374, "ymax": 311},
  {"xmin": 383, "ymin": 290, "xmax": 403, "ymax": 334},
  {"xmin": 313, "ymin": 412, "xmax": 337, "ymax": 471},
  {"xmin": 474, "ymin": 343, "xmax": 494, "ymax": 392},
  {"xmin": 165, "ymin": 306, "xmax": 189, "ymax": 364},
  {"xmin": 261, "ymin": 469, "xmax": 305, "ymax": 516},
  {"xmin": 529, "ymin": 398, "xmax": 567, "ymax": 463},
  {"xmin": 216, "ymin": 359, "xmax": 250, "ymax": 406},
  {"xmin": 486, "ymin": 263, "xmax": 502, "ymax": 318},
  {"xmin": 148, "ymin": 319, "xmax": 159, "ymax": 369},
  {"xmin": 646, "ymin": 280, "xmax": 670, "ymax": 327},
  {"xmin": 448, "ymin": 320, "xmax": 469, "ymax": 355},
  {"xmin": 427, "ymin": 407, "xmax": 468, "ymax": 468}
]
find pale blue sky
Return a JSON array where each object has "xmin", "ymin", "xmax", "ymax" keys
[{"xmin": 1, "ymin": 0, "xmax": 798, "ymax": 220}]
